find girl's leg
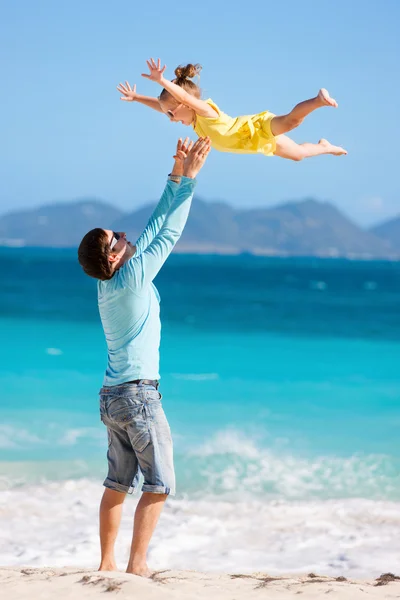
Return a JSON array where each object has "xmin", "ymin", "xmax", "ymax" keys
[
  {"xmin": 271, "ymin": 89, "xmax": 338, "ymax": 137},
  {"xmin": 275, "ymin": 134, "xmax": 347, "ymax": 161}
]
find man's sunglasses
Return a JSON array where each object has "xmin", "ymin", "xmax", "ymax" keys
[{"xmin": 110, "ymin": 232, "xmax": 121, "ymax": 250}]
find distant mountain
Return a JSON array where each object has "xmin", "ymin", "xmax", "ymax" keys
[
  {"xmin": 0, "ymin": 199, "xmax": 123, "ymax": 247},
  {"xmin": 0, "ymin": 196, "xmax": 394, "ymax": 257},
  {"xmin": 235, "ymin": 199, "xmax": 389, "ymax": 256},
  {"xmin": 370, "ymin": 216, "xmax": 400, "ymax": 252}
]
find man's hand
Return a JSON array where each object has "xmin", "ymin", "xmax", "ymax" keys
[
  {"xmin": 141, "ymin": 58, "xmax": 166, "ymax": 84},
  {"xmin": 117, "ymin": 81, "xmax": 138, "ymax": 101},
  {"xmin": 183, "ymin": 137, "xmax": 211, "ymax": 179}
]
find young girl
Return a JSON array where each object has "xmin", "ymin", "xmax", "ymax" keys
[{"xmin": 117, "ymin": 58, "xmax": 347, "ymax": 161}]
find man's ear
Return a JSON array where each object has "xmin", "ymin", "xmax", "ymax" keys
[{"xmin": 108, "ymin": 253, "xmax": 119, "ymax": 264}]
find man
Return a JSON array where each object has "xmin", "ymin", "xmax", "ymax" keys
[{"xmin": 78, "ymin": 136, "xmax": 211, "ymax": 576}]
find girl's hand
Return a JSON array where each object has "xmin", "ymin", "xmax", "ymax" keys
[
  {"xmin": 117, "ymin": 81, "xmax": 138, "ymax": 101},
  {"xmin": 141, "ymin": 58, "xmax": 166, "ymax": 84},
  {"xmin": 173, "ymin": 137, "xmax": 194, "ymax": 162},
  {"xmin": 171, "ymin": 137, "xmax": 194, "ymax": 177}
]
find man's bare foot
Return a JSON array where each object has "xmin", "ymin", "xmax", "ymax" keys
[
  {"xmin": 318, "ymin": 88, "xmax": 338, "ymax": 108},
  {"xmin": 319, "ymin": 138, "xmax": 347, "ymax": 156},
  {"xmin": 98, "ymin": 562, "xmax": 118, "ymax": 572},
  {"xmin": 126, "ymin": 564, "xmax": 151, "ymax": 578}
]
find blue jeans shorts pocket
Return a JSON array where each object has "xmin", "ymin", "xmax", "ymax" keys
[{"xmin": 127, "ymin": 427, "xmax": 151, "ymax": 453}]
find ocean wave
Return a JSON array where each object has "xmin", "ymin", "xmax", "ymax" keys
[
  {"xmin": 0, "ymin": 423, "xmax": 104, "ymax": 450},
  {"xmin": 0, "ymin": 460, "xmax": 101, "ymax": 491},
  {"xmin": 182, "ymin": 429, "xmax": 400, "ymax": 501},
  {"xmin": 1, "ymin": 426, "xmax": 400, "ymax": 502},
  {"xmin": 0, "ymin": 425, "xmax": 46, "ymax": 450},
  {"xmin": 59, "ymin": 428, "xmax": 104, "ymax": 446}
]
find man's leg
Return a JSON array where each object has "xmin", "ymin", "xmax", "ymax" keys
[
  {"xmin": 123, "ymin": 384, "xmax": 175, "ymax": 576},
  {"xmin": 275, "ymin": 134, "xmax": 347, "ymax": 160},
  {"xmin": 271, "ymin": 89, "xmax": 338, "ymax": 136},
  {"xmin": 99, "ymin": 488, "xmax": 126, "ymax": 571},
  {"xmin": 126, "ymin": 492, "xmax": 168, "ymax": 576}
]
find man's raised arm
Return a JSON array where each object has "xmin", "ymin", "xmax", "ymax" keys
[
  {"xmin": 123, "ymin": 137, "xmax": 211, "ymax": 290},
  {"xmin": 134, "ymin": 138, "xmax": 194, "ymax": 256}
]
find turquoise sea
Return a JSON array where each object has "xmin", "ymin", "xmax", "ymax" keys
[{"xmin": 1, "ymin": 247, "xmax": 400, "ymax": 575}]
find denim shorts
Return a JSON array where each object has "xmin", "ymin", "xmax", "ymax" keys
[{"xmin": 99, "ymin": 382, "xmax": 175, "ymax": 495}]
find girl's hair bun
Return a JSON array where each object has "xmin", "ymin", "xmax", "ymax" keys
[
  {"xmin": 174, "ymin": 63, "xmax": 202, "ymax": 81},
  {"xmin": 159, "ymin": 62, "xmax": 202, "ymax": 101}
]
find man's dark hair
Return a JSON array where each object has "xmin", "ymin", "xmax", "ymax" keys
[{"xmin": 78, "ymin": 228, "xmax": 114, "ymax": 281}]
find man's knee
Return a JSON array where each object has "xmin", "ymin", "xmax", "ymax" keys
[{"xmin": 101, "ymin": 487, "xmax": 126, "ymax": 506}]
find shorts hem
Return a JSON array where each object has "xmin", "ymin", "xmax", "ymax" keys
[
  {"xmin": 103, "ymin": 478, "xmax": 135, "ymax": 494},
  {"xmin": 142, "ymin": 484, "xmax": 175, "ymax": 496},
  {"xmin": 261, "ymin": 113, "xmax": 277, "ymax": 155}
]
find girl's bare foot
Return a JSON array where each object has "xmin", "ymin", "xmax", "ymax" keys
[
  {"xmin": 318, "ymin": 88, "xmax": 338, "ymax": 108},
  {"xmin": 319, "ymin": 138, "xmax": 347, "ymax": 156}
]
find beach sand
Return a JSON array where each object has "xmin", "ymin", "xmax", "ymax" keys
[{"xmin": 1, "ymin": 567, "xmax": 400, "ymax": 599}]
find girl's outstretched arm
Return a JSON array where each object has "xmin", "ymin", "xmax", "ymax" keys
[
  {"xmin": 117, "ymin": 81, "xmax": 164, "ymax": 113},
  {"xmin": 142, "ymin": 58, "xmax": 218, "ymax": 118}
]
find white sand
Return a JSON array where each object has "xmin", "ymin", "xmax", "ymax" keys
[{"xmin": 1, "ymin": 567, "xmax": 400, "ymax": 599}]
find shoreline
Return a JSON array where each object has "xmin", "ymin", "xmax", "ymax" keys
[
  {"xmin": 1, "ymin": 244, "xmax": 399, "ymax": 261},
  {"xmin": 2, "ymin": 567, "xmax": 400, "ymax": 599}
]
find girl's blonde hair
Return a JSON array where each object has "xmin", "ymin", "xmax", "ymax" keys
[{"xmin": 159, "ymin": 63, "xmax": 202, "ymax": 101}]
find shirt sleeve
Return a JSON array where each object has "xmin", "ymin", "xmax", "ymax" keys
[
  {"xmin": 135, "ymin": 179, "xmax": 180, "ymax": 257},
  {"xmin": 122, "ymin": 176, "xmax": 196, "ymax": 292}
]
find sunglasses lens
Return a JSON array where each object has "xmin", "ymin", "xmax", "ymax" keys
[{"xmin": 110, "ymin": 232, "xmax": 120, "ymax": 250}]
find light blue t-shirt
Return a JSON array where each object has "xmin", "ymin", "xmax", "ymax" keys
[{"xmin": 98, "ymin": 176, "xmax": 196, "ymax": 385}]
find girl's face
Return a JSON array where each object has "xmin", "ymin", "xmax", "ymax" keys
[{"xmin": 159, "ymin": 97, "xmax": 195, "ymax": 126}]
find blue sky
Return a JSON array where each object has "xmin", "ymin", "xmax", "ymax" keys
[{"xmin": 1, "ymin": 0, "xmax": 399, "ymax": 226}]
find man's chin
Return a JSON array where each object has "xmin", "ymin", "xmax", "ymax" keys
[{"xmin": 126, "ymin": 243, "xmax": 135, "ymax": 258}]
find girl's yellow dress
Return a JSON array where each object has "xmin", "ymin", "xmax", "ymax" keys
[{"xmin": 193, "ymin": 99, "xmax": 276, "ymax": 156}]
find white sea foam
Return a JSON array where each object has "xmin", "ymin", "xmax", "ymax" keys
[
  {"xmin": 310, "ymin": 280, "xmax": 327, "ymax": 290},
  {"xmin": 45, "ymin": 347, "xmax": 63, "ymax": 355},
  {"xmin": 172, "ymin": 373, "xmax": 220, "ymax": 381},
  {"xmin": 0, "ymin": 424, "xmax": 104, "ymax": 450},
  {"xmin": 59, "ymin": 428, "xmax": 104, "ymax": 446},
  {"xmin": 0, "ymin": 479, "xmax": 400, "ymax": 577},
  {"xmin": 191, "ymin": 430, "xmax": 260, "ymax": 459},
  {"xmin": 0, "ymin": 426, "xmax": 46, "ymax": 450}
]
